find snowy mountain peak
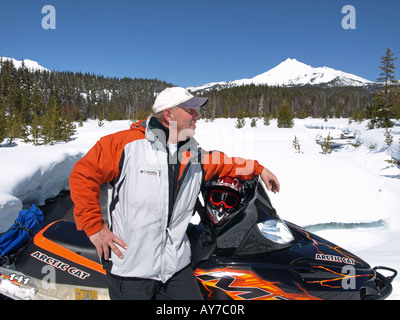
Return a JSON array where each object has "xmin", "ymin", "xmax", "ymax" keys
[
  {"xmin": 271, "ymin": 58, "xmax": 311, "ymax": 71},
  {"xmin": 250, "ymin": 58, "xmax": 314, "ymax": 85},
  {"xmin": 187, "ymin": 58, "xmax": 374, "ymax": 92},
  {"xmin": 0, "ymin": 56, "xmax": 49, "ymax": 73}
]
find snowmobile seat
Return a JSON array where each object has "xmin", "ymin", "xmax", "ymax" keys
[{"xmin": 42, "ymin": 220, "xmax": 100, "ymax": 263}]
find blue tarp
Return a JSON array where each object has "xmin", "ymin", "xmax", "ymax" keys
[{"xmin": 0, "ymin": 204, "xmax": 44, "ymax": 257}]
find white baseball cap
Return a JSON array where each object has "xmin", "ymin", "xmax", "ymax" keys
[{"xmin": 152, "ymin": 87, "xmax": 208, "ymax": 114}]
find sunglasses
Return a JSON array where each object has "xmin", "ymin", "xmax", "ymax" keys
[
  {"xmin": 177, "ymin": 107, "xmax": 201, "ymax": 116},
  {"xmin": 209, "ymin": 189, "xmax": 240, "ymax": 209}
]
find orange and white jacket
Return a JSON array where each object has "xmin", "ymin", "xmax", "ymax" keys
[{"xmin": 69, "ymin": 116, "xmax": 264, "ymax": 282}]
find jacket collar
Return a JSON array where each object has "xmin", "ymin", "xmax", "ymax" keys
[{"xmin": 141, "ymin": 116, "xmax": 199, "ymax": 154}]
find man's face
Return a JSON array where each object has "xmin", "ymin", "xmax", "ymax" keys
[{"xmin": 168, "ymin": 106, "xmax": 200, "ymax": 142}]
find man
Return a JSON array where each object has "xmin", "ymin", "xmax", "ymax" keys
[{"xmin": 69, "ymin": 87, "xmax": 280, "ymax": 300}]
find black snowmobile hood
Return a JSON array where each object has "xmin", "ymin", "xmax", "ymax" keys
[{"xmin": 203, "ymin": 177, "xmax": 295, "ymax": 256}]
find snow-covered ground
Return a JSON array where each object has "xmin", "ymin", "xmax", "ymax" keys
[{"xmin": 1, "ymin": 117, "xmax": 399, "ymax": 299}]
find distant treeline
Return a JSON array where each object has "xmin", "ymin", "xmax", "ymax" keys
[
  {"xmin": 1, "ymin": 52, "xmax": 399, "ymax": 145},
  {"xmin": 198, "ymin": 84, "xmax": 374, "ymax": 121}
]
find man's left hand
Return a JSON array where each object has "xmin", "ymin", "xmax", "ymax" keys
[{"xmin": 260, "ymin": 168, "xmax": 280, "ymax": 194}]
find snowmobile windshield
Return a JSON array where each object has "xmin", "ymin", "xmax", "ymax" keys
[
  {"xmin": 254, "ymin": 182, "xmax": 295, "ymax": 245},
  {"xmin": 256, "ymin": 219, "xmax": 294, "ymax": 244}
]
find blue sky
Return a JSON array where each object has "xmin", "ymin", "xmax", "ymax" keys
[{"xmin": 1, "ymin": 0, "xmax": 399, "ymax": 87}]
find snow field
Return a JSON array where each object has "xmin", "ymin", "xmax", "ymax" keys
[{"xmin": 0, "ymin": 117, "xmax": 399, "ymax": 299}]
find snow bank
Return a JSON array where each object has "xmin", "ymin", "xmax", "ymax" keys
[
  {"xmin": 0, "ymin": 120, "xmax": 131, "ymax": 206},
  {"xmin": 1, "ymin": 117, "xmax": 399, "ymax": 229},
  {"xmin": 0, "ymin": 194, "xmax": 22, "ymax": 233}
]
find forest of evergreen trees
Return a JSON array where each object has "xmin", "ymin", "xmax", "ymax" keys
[
  {"xmin": 198, "ymin": 84, "xmax": 373, "ymax": 121},
  {"xmin": 0, "ymin": 58, "xmax": 172, "ymax": 145},
  {"xmin": 1, "ymin": 49, "xmax": 399, "ymax": 145}
]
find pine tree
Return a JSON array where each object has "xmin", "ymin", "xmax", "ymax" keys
[
  {"xmin": 321, "ymin": 133, "xmax": 333, "ymax": 154},
  {"xmin": 384, "ymin": 127, "xmax": 393, "ymax": 146},
  {"xmin": 351, "ymin": 105, "xmax": 366, "ymax": 122},
  {"xmin": 292, "ymin": 135, "xmax": 303, "ymax": 153},
  {"xmin": 262, "ymin": 108, "xmax": 271, "ymax": 126},
  {"xmin": 0, "ymin": 104, "xmax": 6, "ymax": 144},
  {"xmin": 377, "ymin": 48, "xmax": 398, "ymax": 88},
  {"xmin": 277, "ymin": 99, "xmax": 294, "ymax": 128},
  {"xmin": 59, "ymin": 117, "xmax": 77, "ymax": 142},
  {"xmin": 235, "ymin": 108, "xmax": 246, "ymax": 129},
  {"xmin": 41, "ymin": 94, "xmax": 63, "ymax": 145},
  {"xmin": 5, "ymin": 113, "xmax": 25, "ymax": 144},
  {"xmin": 30, "ymin": 112, "xmax": 42, "ymax": 145},
  {"xmin": 369, "ymin": 48, "xmax": 398, "ymax": 128}
]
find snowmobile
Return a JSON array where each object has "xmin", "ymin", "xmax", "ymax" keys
[{"xmin": 0, "ymin": 177, "xmax": 397, "ymax": 300}]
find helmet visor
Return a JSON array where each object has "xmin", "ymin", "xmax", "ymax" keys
[{"xmin": 209, "ymin": 189, "xmax": 240, "ymax": 209}]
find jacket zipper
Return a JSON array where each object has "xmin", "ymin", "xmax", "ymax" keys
[{"xmin": 167, "ymin": 159, "xmax": 193, "ymax": 230}]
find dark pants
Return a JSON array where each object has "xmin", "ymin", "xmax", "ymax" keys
[{"xmin": 107, "ymin": 265, "xmax": 203, "ymax": 300}]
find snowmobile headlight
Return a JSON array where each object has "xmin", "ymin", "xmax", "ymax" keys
[{"xmin": 257, "ymin": 220, "xmax": 294, "ymax": 244}]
